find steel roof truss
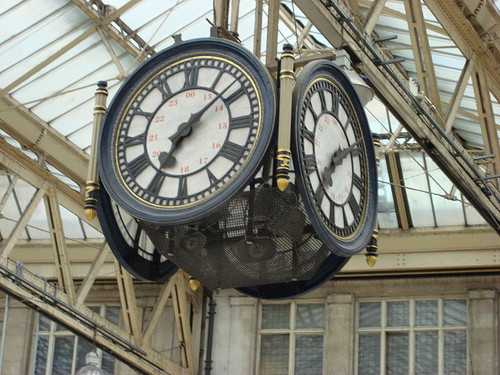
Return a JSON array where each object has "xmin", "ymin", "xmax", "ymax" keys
[
  {"xmin": 44, "ymin": 186, "xmax": 76, "ymax": 305},
  {"xmin": 0, "ymin": 183, "xmax": 47, "ymax": 258},
  {"xmin": 403, "ymin": 0, "xmax": 443, "ymax": 116},
  {"xmin": 471, "ymin": 59, "xmax": 500, "ymax": 179}
]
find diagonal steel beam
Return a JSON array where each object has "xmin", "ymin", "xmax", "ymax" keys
[
  {"xmin": 445, "ymin": 56, "xmax": 476, "ymax": 131},
  {"xmin": 76, "ymin": 242, "xmax": 110, "ymax": 305},
  {"xmin": 423, "ymin": 0, "xmax": 500, "ymax": 102},
  {"xmin": 0, "ymin": 137, "xmax": 97, "ymax": 231},
  {"xmin": 364, "ymin": 0, "xmax": 388, "ymax": 36},
  {"xmin": 0, "ymin": 183, "xmax": 47, "ymax": 258},
  {"xmin": 71, "ymin": 0, "xmax": 155, "ymax": 63},
  {"xmin": 0, "ymin": 95, "xmax": 89, "ymax": 187},
  {"xmin": 44, "ymin": 186, "xmax": 76, "ymax": 305},
  {"xmin": 403, "ymin": 0, "xmax": 443, "ymax": 116},
  {"xmin": 471, "ymin": 60, "xmax": 500, "ymax": 179},
  {"xmin": 114, "ymin": 259, "xmax": 143, "ymax": 347}
]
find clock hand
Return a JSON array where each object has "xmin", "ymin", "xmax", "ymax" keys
[
  {"xmin": 323, "ymin": 138, "xmax": 362, "ymax": 186},
  {"xmin": 159, "ymin": 79, "xmax": 238, "ymax": 168}
]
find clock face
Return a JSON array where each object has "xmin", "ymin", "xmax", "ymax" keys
[
  {"xmin": 99, "ymin": 38, "xmax": 275, "ymax": 224},
  {"xmin": 97, "ymin": 186, "xmax": 177, "ymax": 282},
  {"xmin": 292, "ymin": 60, "xmax": 377, "ymax": 256}
]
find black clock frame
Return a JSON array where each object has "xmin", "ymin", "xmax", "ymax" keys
[
  {"xmin": 99, "ymin": 38, "xmax": 276, "ymax": 224},
  {"xmin": 97, "ymin": 185, "xmax": 177, "ymax": 281},
  {"xmin": 237, "ymin": 253, "xmax": 348, "ymax": 299},
  {"xmin": 291, "ymin": 60, "xmax": 377, "ymax": 256}
]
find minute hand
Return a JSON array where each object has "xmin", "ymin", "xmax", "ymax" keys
[
  {"xmin": 169, "ymin": 79, "xmax": 238, "ymax": 145},
  {"xmin": 323, "ymin": 138, "xmax": 362, "ymax": 186},
  {"xmin": 330, "ymin": 138, "xmax": 362, "ymax": 167},
  {"xmin": 159, "ymin": 80, "xmax": 238, "ymax": 168}
]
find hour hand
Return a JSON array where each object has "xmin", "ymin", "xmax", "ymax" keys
[
  {"xmin": 159, "ymin": 150, "xmax": 176, "ymax": 168},
  {"xmin": 323, "ymin": 139, "xmax": 362, "ymax": 186}
]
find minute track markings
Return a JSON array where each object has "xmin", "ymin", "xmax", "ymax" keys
[{"xmin": 219, "ymin": 141, "xmax": 248, "ymax": 164}]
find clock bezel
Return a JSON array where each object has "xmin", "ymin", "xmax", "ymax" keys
[
  {"xmin": 99, "ymin": 38, "xmax": 276, "ymax": 224},
  {"xmin": 96, "ymin": 184, "xmax": 178, "ymax": 282},
  {"xmin": 291, "ymin": 60, "xmax": 377, "ymax": 256}
]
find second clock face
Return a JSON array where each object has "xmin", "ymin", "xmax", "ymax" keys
[
  {"xmin": 99, "ymin": 38, "xmax": 276, "ymax": 224},
  {"xmin": 292, "ymin": 61, "xmax": 377, "ymax": 256}
]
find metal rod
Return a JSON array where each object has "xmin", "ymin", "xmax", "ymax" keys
[
  {"xmin": 275, "ymin": 44, "xmax": 295, "ymax": 191},
  {"xmin": 85, "ymin": 81, "xmax": 108, "ymax": 221},
  {"xmin": 204, "ymin": 291, "xmax": 216, "ymax": 375}
]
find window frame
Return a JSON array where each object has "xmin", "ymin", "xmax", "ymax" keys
[
  {"xmin": 257, "ymin": 300, "xmax": 326, "ymax": 375},
  {"xmin": 30, "ymin": 304, "xmax": 121, "ymax": 375},
  {"xmin": 355, "ymin": 297, "xmax": 469, "ymax": 375}
]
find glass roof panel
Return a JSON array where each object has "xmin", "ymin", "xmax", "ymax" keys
[
  {"xmin": 425, "ymin": 155, "xmax": 466, "ymax": 226},
  {"xmin": 399, "ymin": 152, "xmax": 436, "ymax": 227},
  {"xmin": 377, "ymin": 156, "xmax": 398, "ymax": 229},
  {"xmin": 27, "ymin": 199, "xmax": 50, "ymax": 240},
  {"xmin": 59, "ymin": 206, "xmax": 85, "ymax": 239}
]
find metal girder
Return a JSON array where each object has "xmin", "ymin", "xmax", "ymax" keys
[
  {"xmin": 471, "ymin": 59, "xmax": 500, "ymax": 179},
  {"xmin": 266, "ymin": 0, "xmax": 280, "ymax": 65},
  {"xmin": 75, "ymin": 242, "xmax": 110, "ymax": 305},
  {"xmin": 344, "ymin": 227, "xmax": 500, "ymax": 274},
  {"xmin": 114, "ymin": 259, "xmax": 143, "ymax": 347},
  {"xmin": 363, "ymin": 0, "xmax": 388, "ymax": 36},
  {"xmin": 0, "ymin": 256, "xmax": 186, "ymax": 375},
  {"xmin": 0, "ymin": 184, "xmax": 47, "ymax": 258},
  {"xmin": 403, "ymin": 0, "xmax": 443, "ymax": 116},
  {"xmin": 445, "ymin": 56, "xmax": 476, "ymax": 131},
  {"xmin": 0, "ymin": 95, "xmax": 89, "ymax": 187},
  {"xmin": 44, "ymin": 186, "xmax": 77, "ymax": 305},
  {"xmin": 385, "ymin": 154, "xmax": 411, "ymax": 230},
  {"xmin": 423, "ymin": 0, "xmax": 500, "ymax": 102},
  {"xmin": 253, "ymin": 0, "xmax": 264, "ymax": 57},
  {"xmin": 71, "ymin": 0, "xmax": 155, "ymax": 63},
  {"xmin": 0, "ymin": 137, "xmax": 95, "ymax": 230},
  {"xmin": 294, "ymin": 0, "xmax": 500, "ymax": 232},
  {"xmin": 171, "ymin": 272, "xmax": 195, "ymax": 375}
]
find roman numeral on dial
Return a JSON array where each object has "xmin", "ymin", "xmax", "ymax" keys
[
  {"xmin": 126, "ymin": 154, "xmax": 149, "ymax": 179},
  {"xmin": 230, "ymin": 115, "xmax": 253, "ymax": 129},
  {"xmin": 123, "ymin": 133, "xmax": 145, "ymax": 148},
  {"xmin": 184, "ymin": 65, "xmax": 199, "ymax": 88},
  {"xmin": 219, "ymin": 141, "xmax": 247, "ymax": 164},
  {"xmin": 304, "ymin": 154, "xmax": 317, "ymax": 175},
  {"xmin": 147, "ymin": 173, "xmax": 166, "ymax": 196},
  {"xmin": 177, "ymin": 176, "xmax": 188, "ymax": 198}
]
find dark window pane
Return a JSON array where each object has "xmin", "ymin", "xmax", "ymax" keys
[
  {"xmin": 358, "ymin": 333, "xmax": 380, "ymax": 375},
  {"xmin": 294, "ymin": 335, "xmax": 323, "ymax": 375},
  {"xmin": 260, "ymin": 335, "xmax": 289, "ymax": 375},
  {"xmin": 52, "ymin": 336, "xmax": 74, "ymax": 375},
  {"xmin": 387, "ymin": 333, "xmax": 409, "ymax": 375},
  {"xmin": 359, "ymin": 302, "xmax": 381, "ymax": 328},
  {"xmin": 88, "ymin": 306, "xmax": 100, "ymax": 314},
  {"xmin": 76, "ymin": 336, "xmax": 97, "ymax": 370},
  {"xmin": 444, "ymin": 331, "xmax": 467, "ymax": 375},
  {"xmin": 444, "ymin": 300, "xmax": 467, "ymax": 326},
  {"xmin": 387, "ymin": 302, "xmax": 409, "ymax": 327},
  {"xmin": 415, "ymin": 300, "xmax": 438, "ymax": 326},
  {"xmin": 102, "ymin": 351, "xmax": 115, "ymax": 374},
  {"xmin": 296, "ymin": 304, "xmax": 324, "ymax": 329},
  {"xmin": 415, "ymin": 332, "xmax": 438, "ymax": 374},
  {"xmin": 106, "ymin": 306, "xmax": 121, "ymax": 326},
  {"xmin": 261, "ymin": 305, "xmax": 290, "ymax": 329},
  {"xmin": 38, "ymin": 314, "xmax": 51, "ymax": 332},
  {"xmin": 34, "ymin": 335, "xmax": 49, "ymax": 375}
]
